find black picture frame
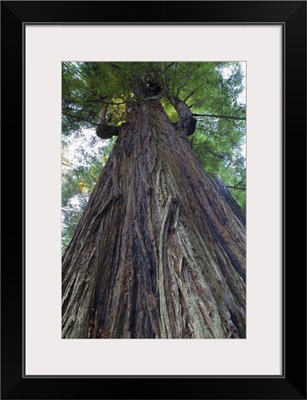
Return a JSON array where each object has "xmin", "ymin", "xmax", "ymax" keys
[{"xmin": 1, "ymin": 1, "xmax": 306, "ymax": 399}]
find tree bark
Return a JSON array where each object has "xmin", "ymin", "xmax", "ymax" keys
[
  {"xmin": 96, "ymin": 105, "xmax": 120, "ymax": 139},
  {"xmin": 62, "ymin": 99, "xmax": 246, "ymax": 339}
]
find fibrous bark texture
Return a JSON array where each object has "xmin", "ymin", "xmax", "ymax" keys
[{"xmin": 62, "ymin": 99, "xmax": 246, "ymax": 339}]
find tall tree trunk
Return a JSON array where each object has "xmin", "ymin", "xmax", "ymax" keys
[{"xmin": 62, "ymin": 99, "xmax": 246, "ymax": 339}]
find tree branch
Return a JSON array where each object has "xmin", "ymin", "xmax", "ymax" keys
[
  {"xmin": 169, "ymin": 96, "xmax": 197, "ymax": 136},
  {"xmin": 176, "ymin": 81, "xmax": 189, "ymax": 98},
  {"xmin": 176, "ymin": 66, "xmax": 192, "ymax": 98},
  {"xmin": 62, "ymin": 111, "xmax": 100, "ymax": 126},
  {"xmin": 96, "ymin": 106, "xmax": 120, "ymax": 139},
  {"xmin": 193, "ymin": 113, "xmax": 246, "ymax": 121},
  {"xmin": 63, "ymin": 107, "xmax": 120, "ymax": 139},
  {"xmin": 234, "ymin": 176, "xmax": 246, "ymax": 188},
  {"xmin": 64, "ymin": 100, "xmax": 127, "ymax": 135},
  {"xmin": 62, "ymin": 162, "xmax": 73, "ymax": 168},
  {"xmin": 64, "ymin": 98, "xmax": 129, "ymax": 106},
  {"xmin": 182, "ymin": 83, "xmax": 204, "ymax": 103},
  {"xmin": 226, "ymin": 186, "xmax": 246, "ymax": 191},
  {"xmin": 164, "ymin": 62, "xmax": 176, "ymax": 72}
]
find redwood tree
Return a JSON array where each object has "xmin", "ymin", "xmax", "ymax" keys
[{"xmin": 62, "ymin": 62, "xmax": 246, "ymax": 338}]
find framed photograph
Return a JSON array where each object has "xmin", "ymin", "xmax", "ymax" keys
[{"xmin": 1, "ymin": 1, "xmax": 306, "ymax": 399}]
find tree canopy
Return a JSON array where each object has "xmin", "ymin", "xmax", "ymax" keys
[{"xmin": 62, "ymin": 61, "xmax": 246, "ymax": 253}]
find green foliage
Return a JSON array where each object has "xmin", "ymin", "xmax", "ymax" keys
[
  {"xmin": 62, "ymin": 61, "xmax": 246, "ymax": 252},
  {"xmin": 191, "ymin": 116, "xmax": 246, "ymax": 211},
  {"xmin": 61, "ymin": 129, "xmax": 115, "ymax": 252},
  {"xmin": 161, "ymin": 98, "xmax": 178, "ymax": 122}
]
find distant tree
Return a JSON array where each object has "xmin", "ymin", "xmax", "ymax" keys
[{"xmin": 62, "ymin": 62, "xmax": 246, "ymax": 338}]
